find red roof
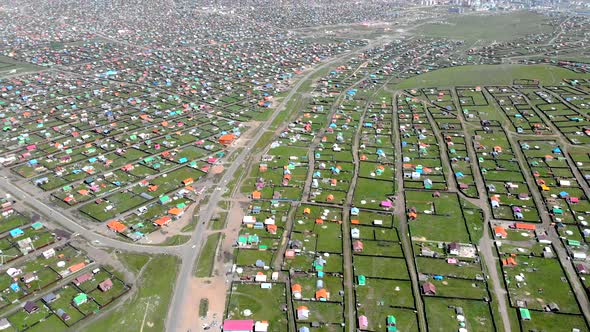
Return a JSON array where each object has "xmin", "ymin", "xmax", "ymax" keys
[{"xmin": 222, "ymin": 320, "xmax": 254, "ymax": 331}]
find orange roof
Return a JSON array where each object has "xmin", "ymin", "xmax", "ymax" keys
[
  {"xmin": 69, "ymin": 262, "xmax": 86, "ymax": 273},
  {"xmin": 297, "ymin": 306, "xmax": 308, "ymax": 310},
  {"xmin": 168, "ymin": 208, "xmax": 183, "ymax": 215},
  {"xmin": 182, "ymin": 178, "xmax": 194, "ymax": 185},
  {"xmin": 515, "ymin": 223, "xmax": 536, "ymax": 231},
  {"xmin": 315, "ymin": 289, "xmax": 329, "ymax": 299},
  {"xmin": 303, "ymin": 208, "xmax": 311, "ymax": 214},
  {"xmin": 154, "ymin": 216, "xmax": 172, "ymax": 226},
  {"xmin": 78, "ymin": 189, "xmax": 89, "ymax": 196},
  {"xmin": 107, "ymin": 220, "xmax": 127, "ymax": 232},
  {"xmin": 148, "ymin": 185, "xmax": 158, "ymax": 192},
  {"xmin": 252, "ymin": 191, "xmax": 261, "ymax": 199},
  {"xmin": 219, "ymin": 134, "xmax": 236, "ymax": 144},
  {"xmin": 266, "ymin": 224, "xmax": 278, "ymax": 231},
  {"xmin": 292, "ymin": 284, "xmax": 302, "ymax": 292},
  {"xmin": 495, "ymin": 226, "xmax": 507, "ymax": 237},
  {"xmin": 351, "ymin": 219, "xmax": 360, "ymax": 224},
  {"xmin": 502, "ymin": 257, "xmax": 517, "ymax": 266},
  {"xmin": 315, "ymin": 218, "xmax": 324, "ymax": 224}
]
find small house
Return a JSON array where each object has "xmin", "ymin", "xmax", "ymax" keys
[
  {"xmin": 23, "ymin": 301, "xmax": 39, "ymax": 314},
  {"xmin": 495, "ymin": 226, "xmax": 507, "ymax": 239},
  {"xmin": 447, "ymin": 242, "xmax": 460, "ymax": 255},
  {"xmin": 73, "ymin": 293, "xmax": 88, "ymax": 306},
  {"xmin": 422, "ymin": 282, "xmax": 436, "ymax": 295},
  {"xmin": 56, "ymin": 309, "xmax": 70, "ymax": 321},
  {"xmin": 222, "ymin": 319, "xmax": 254, "ymax": 332},
  {"xmin": 74, "ymin": 273, "xmax": 93, "ymax": 286},
  {"xmin": 98, "ymin": 278, "xmax": 113, "ymax": 292},
  {"xmin": 353, "ymin": 240, "xmax": 364, "ymax": 252},
  {"xmin": 297, "ymin": 306, "xmax": 310, "ymax": 320},
  {"xmin": 519, "ymin": 308, "xmax": 531, "ymax": 321},
  {"xmin": 42, "ymin": 293, "xmax": 57, "ymax": 304},
  {"xmin": 358, "ymin": 315, "xmax": 369, "ymax": 329}
]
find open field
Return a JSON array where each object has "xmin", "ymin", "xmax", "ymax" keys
[{"xmin": 396, "ymin": 64, "xmax": 590, "ymax": 89}]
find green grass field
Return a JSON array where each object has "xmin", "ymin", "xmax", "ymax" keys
[
  {"xmin": 81, "ymin": 254, "xmax": 180, "ymax": 332},
  {"xmin": 194, "ymin": 233, "xmax": 222, "ymax": 277},
  {"xmin": 415, "ymin": 12, "xmax": 552, "ymax": 42},
  {"xmin": 395, "ymin": 64, "xmax": 590, "ymax": 89}
]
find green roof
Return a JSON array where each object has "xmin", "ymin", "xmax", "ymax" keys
[
  {"xmin": 519, "ymin": 308, "xmax": 531, "ymax": 320},
  {"xmin": 73, "ymin": 293, "xmax": 88, "ymax": 306},
  {"xmin": 358, "ymin": 275, "xmax": 366, "ymax": 286}
]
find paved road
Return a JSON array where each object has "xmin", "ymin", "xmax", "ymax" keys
[{"xmin": 0, "ymin": 177, "xmax": 180, "ymax": 254}]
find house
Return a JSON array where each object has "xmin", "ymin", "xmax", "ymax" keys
[
  {"xmin": 494, "ymin": 226, "xmax": 507, "ymax": 239},
  {"xmin": 254, "ymin": 321, "xmax": 269, "ymax": 332},
  {"xmin": 222, "ymin": 319, "xmax": 254, "ymax": 332},
  {"xmin": 547, "ymin": 302, "xmax": 560, "ymax": 312},
  {"xmin": 447, "ymin": 242, "xmax": 460, "ymax": 255},
  {"xmin": 21, "ymin": 272, "xmax": 37, "ymax": 284},
  {"xmin": 42, "ymin": 248, "xmax": 56, "ymax": 259},
  {"xmin": 168, "ymin": 207, "xmax": 184, "ymax": 218},
  {"xmin": 518, "ymin": 193, "xmax": 530, "ymax": 200},
  {"xmin": 73, "ymin": 293, "xmax": 88, "ymax": 306},
  {"xmin": 292, "ymin": 284, "xmax": 302, "ymax": 299},
  {"xmin": 351, "ymin": 228, "xmax": 360, "ymax": 239},
  {"xmin": 219, "ymin": 134, "xmax": 236, "ymax": 145},
  {"xmin": 387, "ymin": 315, "xmax": 397, "ymax": 332},
  {"xmin": 107, "ymin": 220, "xmax": 127, "ymax": 233},
  {"xmin": 56, "ymin": 308, "xmax": 70, "ymax": 321},
  {"xmin": 515, "ymin": 223, "xmax": 535, "ymax": 231},
  {"xmin": 0, "ymin": 318, "xmax": 11, "ymax": 330},
  {"xmin": 255, "ymin": 272, "xmax": 267, "ymax": 282},
  {"xmin": 297, "ymin": 306, "xmax": 310, "ymax": 320},
  {"xmin": 353, "ymin": 240, "xmax": 363, "ymax": 252},
  {"xmin": 23, "ymin": 301, "xmax": 39, "ymax": 314},
  {"xmin": 69, "ymin": 262, "xmax": 86, "ymax": 273},
  {"xmin": 42, "ymin": 293, "xmax": 57, "ymax": 304},
  {"xmin": 502, "ymin": 256, "xmax": 518, "ymax": 267},
  {"xmin": 74, "ymin": 273, "xmax": 93, "ymax": 286},
  {"xmin": 315, "ymin": 288, "xmax": 329, "ymax": 301},
  {"xmin": 519, "ymin": 308, "xmax": 531, "ymax": 321},
  {"xmin": 358, "ymin": 275, "xmax": 366, "ymax": 286},
  {"xmin": 576, "ymin": 264, "xmax": 588, "ymax": 274},
  {"xmin": 358, "ymin": 315, "xmax": 369, "ymax": 329},
  {"xmin": 422, "ymin": 282, "xmax": 436, "ymax": 295},
  {"xmin": 9, "ymin": 228, "xmax": 24, "ymax": 238},
  {"xmin": 153, "ymin": 216, "xmax": 172, "ymax": 227}
]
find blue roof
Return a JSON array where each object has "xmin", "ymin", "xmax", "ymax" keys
[{"xmin": 9, "ymin": 228, "xmax": 24, "ymax": 237}]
